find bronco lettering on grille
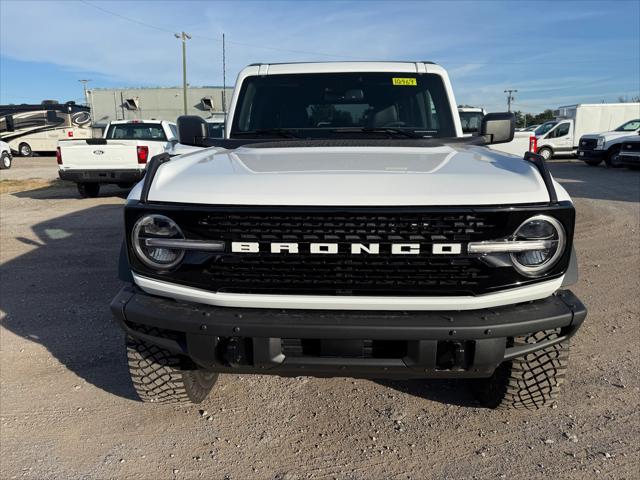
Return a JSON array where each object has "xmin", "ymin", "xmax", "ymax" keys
[{"xmin": 231, "ymin": 242, "xmax": 463, "ymax": 255}]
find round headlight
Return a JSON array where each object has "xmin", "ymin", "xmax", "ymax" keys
[
  {"xmin": 132, "ymin": 214, "xmax": 185, "ymax": 270},
  {"xmin": 510, "ymin": 215, "xmax": 566, "ymax": 277}
]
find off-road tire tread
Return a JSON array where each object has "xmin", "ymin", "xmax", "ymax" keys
[
  {"xmin": 474, "ymin": 329, "xmax": 569, "ymax": 410},
  {"xmin": 126, "ymin": 336, "xmax": 217, "ymax": 405}
]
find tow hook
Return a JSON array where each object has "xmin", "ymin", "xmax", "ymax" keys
[{"xmin": 224, "ymin": 337, "xmax": 244, "ymax": 367}]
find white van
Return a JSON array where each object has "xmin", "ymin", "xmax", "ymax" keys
[{"xmin": 535, "ymin": 103, "xmax": 640, "ymax": 160}]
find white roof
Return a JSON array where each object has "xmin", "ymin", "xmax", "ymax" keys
[
  {"xmin": 109, "ymin": 119, "xmax": 175, "ymax": 125},
  {"xmin": 245, "ymin": 61, "xmax": 446, "ymax": 76}
]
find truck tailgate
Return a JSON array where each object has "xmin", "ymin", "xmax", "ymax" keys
[{"xmin": 59, "ymin": 140, "xmax": 143, "ymax": 170}]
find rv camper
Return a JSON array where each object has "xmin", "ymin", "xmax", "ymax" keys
[{"xmin": 0, "ymin": 101, "xmax": 92, "ymax": 156}]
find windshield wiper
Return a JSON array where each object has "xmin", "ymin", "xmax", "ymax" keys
[
  {"xmin": 330, "ymin": 127, "xmax": 421, "ymax": 139},
  {"xmin": 231, "ymin": 128, "xmax": 301, "ymax": 138}
]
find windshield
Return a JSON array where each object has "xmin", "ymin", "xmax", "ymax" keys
[
  {"xmin": 106, "ymin": 123, "xmax": 167, "ymax": 141},
  {"xmin": 535, "ymin": 121, "xmax": 557, "ymax": 136},
  {"xmin": 231, "ymin": 72, "xmax": 456, "ymax": 138},
  {"xmin": 614, "ymin": 119, "xmax": 640, "ymax": 132},
  {"xmin": 459, "ymin": 111, "xmax": 484, "ymax": 133}
]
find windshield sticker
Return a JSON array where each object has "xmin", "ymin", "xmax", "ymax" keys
[{"xmin": 392, "ymin": 78, "xmax": 417, "ymax": 86}]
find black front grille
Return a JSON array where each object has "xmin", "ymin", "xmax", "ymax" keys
[
  {"xmin": 126, "ymin": 204, "xmax": 575, "ymax": 296},
  {"xmin": 579, "ymin": 138, "xmax": 597, "ymax": 150},
  {"xmin": 198, "ymin": 211, "xmax": 495, "ymax": 243},
  {"xmin": 622, "ymin": 141, "xmax": 640, "ymax": 152},
  {"xmin": 204, "ymin": 254, "xmax": 491, "ymax": 295}
]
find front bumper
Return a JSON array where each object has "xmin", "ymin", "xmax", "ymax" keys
[
  {"xmin": 618, "ymin": 152, "xmax": 640, "ymax": 167},
  {"xmin": 111, "ymin": 285, "xmax": 586, "ymax": 379},
  {"xmin": 577, "ymin": 149, "xmax": 605, "ymax": 160},
  {"xmin": 59, "ymin": 168, "xmax": 145, "ymax": 184}
]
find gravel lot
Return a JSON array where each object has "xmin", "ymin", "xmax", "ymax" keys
[{"xmin": 1, "ymin": 157, "xmax": 638, "ymax": 479}]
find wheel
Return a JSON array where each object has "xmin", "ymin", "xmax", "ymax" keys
[
  {"xmin": 117, "ymin": 182, "xmax": 134, "ymax": 189},
  {"xmin": 584, "ymin": 158, "xmax": 602, "ymax": 166},
  {"xmin": 604, "ymin": 146, "xmax": 622, "ymax": 168},
  {"xmin": 126, "ymin": 336, "xmax": 218, "ymax": 405},
  {"xmin": 0, "ymin": 152, "xmax": 11, "ymax": 169},
  {"xmin": 472, "ymin": 329, "xmax": 569, "ymax": 410},
  {"xmin": 18, "ymin": 142, "xmax": 32, "ymax": 157},
  {"xmin": 76, "ymin": 183, "xmax": 100, "ymax": 198},
  {"xmin": 538, "ymin": 147, "xmax": 553, "ymax": 161}
]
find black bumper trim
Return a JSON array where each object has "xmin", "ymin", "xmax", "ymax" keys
[
  {"xmin": 58, "ymin": 169, "xmax": 145, "ymax": 184},
  {"xmin": 618, "ymin": 154, "xmax": 640, "ymax": 167},
  {"xmin": 111, "ymin": 285, "xmax": 586, "ymax": 379},
  {"xmin": 577, "ymin": 149, "xmax": 606, "ymax": 160}
]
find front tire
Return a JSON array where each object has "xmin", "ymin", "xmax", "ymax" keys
[
  {"xmin": 0, "ymin": 152, "xmax": 11, "ymax": 169},
  {"xmin": 77, "ymin": 183, "xmax": 100, "ymax": 198},
  {"xmin": 18, "ymin": 142, "xmax": 32, "ymax": 157},
  {"xmin": 126, "ymin": 336, "xmax": 218, "ymax": 405},
  {"xmin": 472, "ymin": 329, "xmax": 569, "ymax": 410},
  {"xmin": 538, "ymin": 147, "xmax": 553, "ymax": 161},
  {"xmin": 604, "ymin": 146, "xmax": 622, "ymax": 168}
]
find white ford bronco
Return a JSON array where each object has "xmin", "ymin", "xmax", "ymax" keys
[{"xmin": 111, "ymin": 62, "xmax": 586, "ymax": 409}]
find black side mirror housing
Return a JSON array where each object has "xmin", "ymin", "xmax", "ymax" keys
[
  {"xmin": 177, "ymin": 115, "xmax": 208, "ymax": 147},
  {"xmin": 480, "ymin": 112, "xmax": 515, "ymax": 145}
]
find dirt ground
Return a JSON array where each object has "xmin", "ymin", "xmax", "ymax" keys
[{"xmin": 1, "ymin": 157, "xmax": 638, "ymax": 479}]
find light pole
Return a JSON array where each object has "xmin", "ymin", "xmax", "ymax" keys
[
  {"xmin": 175, "ymin": 31, "xmax": 191, "ymax": 115},
  {"xmin": 78, "ymin": 79, "xmax": 91, "ymax": 106},
  {"xmin": 504, "ymin": 89, "xmax": 518, "ymax": 112}
]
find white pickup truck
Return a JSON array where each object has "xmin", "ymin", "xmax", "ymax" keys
[{"xmin": 57, "ymin": 120, "xmax": 178, "ymax": 197}]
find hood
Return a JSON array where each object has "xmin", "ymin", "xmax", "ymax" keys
[
  {"xmin": 581, "ymin": 130, "xmax": 639, "ymax": 141},
  {"xmin": 140, "ymin": 144, "xmax": 558, "ymax": 206}
]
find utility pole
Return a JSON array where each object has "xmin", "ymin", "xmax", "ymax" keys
[
  {"xmin": 175, "ymin": 31, "xmax": 191, "ymax": 115},
  {"xmin": 78, "ymin": 79, "xmax": 91, "ymax": 106},
  {"xmin": 222, "ymin": 33, "xmax": 227, "ymax": 115},
  {"xmin": 504, "ymin": 89, "xmax": 518, "ymax": 112}
]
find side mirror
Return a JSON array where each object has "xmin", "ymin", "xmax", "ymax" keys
[
  {"xmin": 480, "ymin": 112, "xmax": 515, "ymax": 145},
  {"xmin": 177, "ymin": 115, "xmax": 208, "ymax": 147}
]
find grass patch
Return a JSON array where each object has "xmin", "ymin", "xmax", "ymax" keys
[{"xmin": 0, "ymin": 178, "xmax": 69, "ymax": 194}]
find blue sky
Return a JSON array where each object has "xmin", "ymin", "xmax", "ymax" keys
[{"xmin": 1, "ymin": 0, "xmax": 639, "ymax": 113}]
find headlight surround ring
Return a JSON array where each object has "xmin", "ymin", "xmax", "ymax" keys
[
  {"xmin": 131, "ymin": 214, "xmax": 185, "ymax": 270},
  {"xmin": 510, "ymin": 214, "xmax": 566, "ymax": 277}
]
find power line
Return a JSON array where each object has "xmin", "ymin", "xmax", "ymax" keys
[
  {"xmin": 74, "ymin": 2, "xmax": 640, "ymax": 66},
  {"xmin": 191, "ymin": 33, "xmax": 363, "ymax": 60},
  {"xmin": 79, "ymin": 0, "xmax": 174, "ymax": 33},
  {"xmin": 78, "ymin": 0, "xmax": 361, "ymax": 60}
]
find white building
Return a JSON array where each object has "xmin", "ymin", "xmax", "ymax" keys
[{"xmin": 87, "ymin": 86, "xmax": 234, "ymax": 128}]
